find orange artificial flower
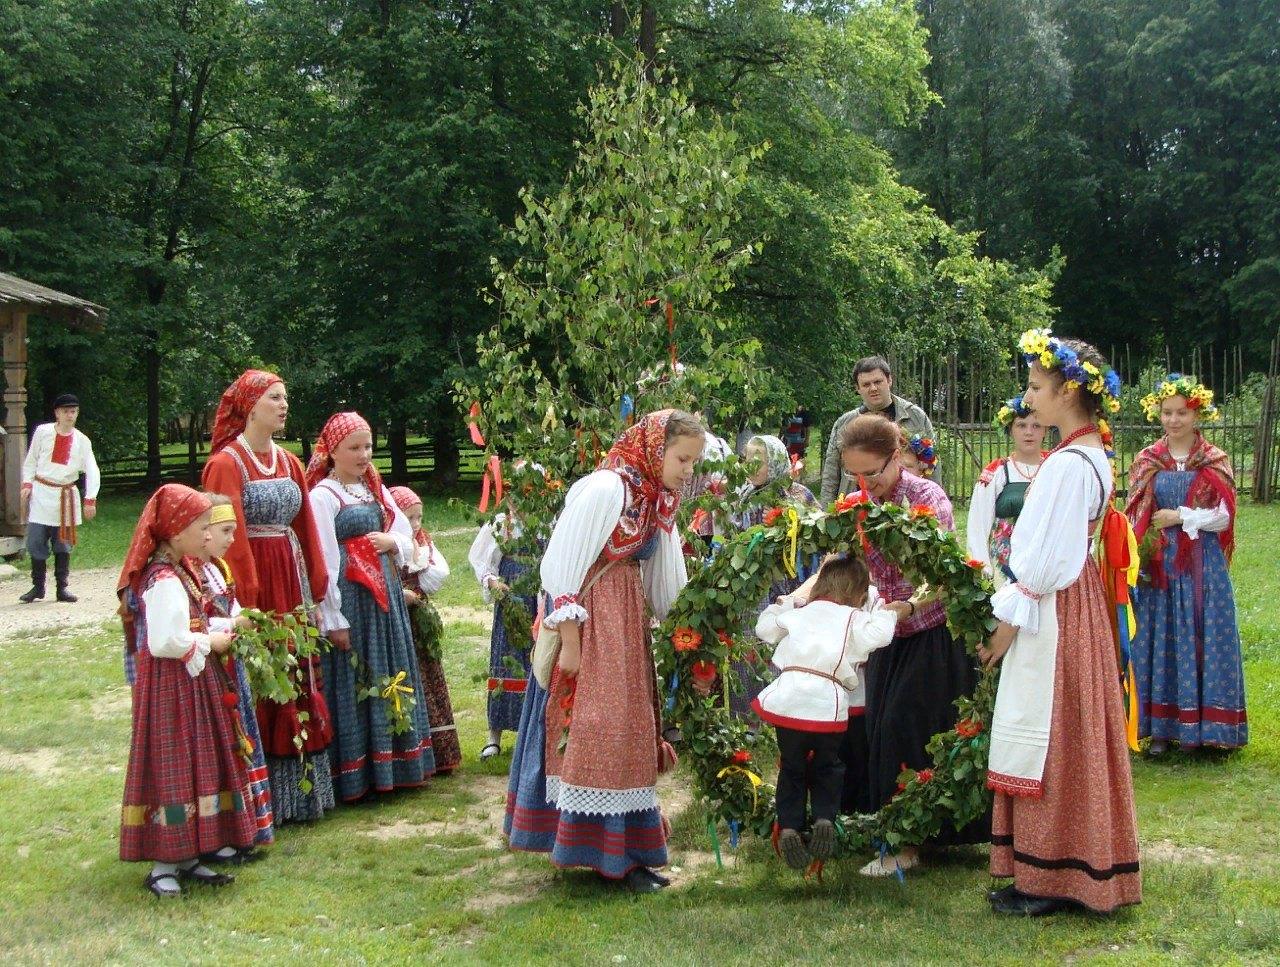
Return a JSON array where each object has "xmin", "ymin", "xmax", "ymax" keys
[
  {"xmin": 910, "ymin": 504, "xmax": 936, "ymax": 518},
  {"xmin": 762, "ymin": 507, "xmax": 783, "ymax": 527},
  {"xmin": 731, "ymin": 749, "xmax": 752, "ymax": 765},
  {"xmin": 672, "ymin": 627, "xmax": 703, "ymax": 652},
  {"xmin": 955, "ymin": 719, "xmax": 983, "ymax": 739}
]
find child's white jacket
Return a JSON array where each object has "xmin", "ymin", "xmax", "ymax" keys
[{"xmin": 751, "ymin": 593, "xmax": 897, "ymax": 732}]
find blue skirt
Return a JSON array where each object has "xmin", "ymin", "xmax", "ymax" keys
[
  {"xmin": 504, "ymin": 677, "xmax": 667, "ymax": 878},
  {"xmin": 488, "ymin": 555, "xmax": 535, "ymax": 733},
  {"xmin": 232, "ymin": 658, "xmax": 274, "ymax": 845}
]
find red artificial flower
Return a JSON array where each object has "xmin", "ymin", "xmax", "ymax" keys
[
  {"xmin": 762, "ymin": 507, "xmax": 783, "ymax": 527},
  {"xmin": 717, "ymin": 630, "xmax": 734, "ymax": 649},
  {"xmin": 731, "ymin": 749, "xmax": 752, "ymax": 765},
  {"xmin": 833, "ymin": 494, "xmax": 859, "ymax": 514},
  {"xmin": 966, "ymin": 558, "xmax": 985, "ymax": 569},
  {"xmin": 917, "ymin": 768, "xmax": 934, "ymax": 784},
  {"xmin": 895, "ymin": 781, "xmax": 907, "ymax": 794},
  {"xmin": 744, "ymin": 649, "xmax": 759, "ymax": 665},
  {"xmin": 672, "ymin": 627, "xmax": 703, "ymax": 652},
  {"xmin": 690, "ymin": 660, "xmax": 718, "ymax": 682},
  {"xmin": 956, "ymin": 718, "xmax": 983, "ymax": 739},
  {"xmin": 910, "ymin": 504, "xmax": 936, "ymax": 518},
  {"xmin": 1186, "ymin": 398, "xmax": 1202, "ymax": 410},
  {"xmin": 221, "ymin": 692, "xmax": 239, "ymax": 709}
]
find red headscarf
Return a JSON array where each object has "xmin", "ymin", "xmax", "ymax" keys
[
  {"xmin": 389, "ymin": 485, "xmax": 430, "ymax": 548},
  {"xmin": 305, "ymin": 412, "xmax": 394, "ymax": 526},
  {"xmin": 210, "ymin": 369, "xmax": 283, "ymax": 455},
  {"xmin": 599, "ymin": 409, "xmax": 687, "ymax": 557},
  {"xmin": 1125, "ymin": 432, "xmax": 1235, "ymax": 587},
  {"xmin": 117, "ymin": 484, "xmax": 213, "ymax": 599}
]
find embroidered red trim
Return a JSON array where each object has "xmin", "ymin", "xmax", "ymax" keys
[
  {"xmin": 986, "ymin": 770, "xmax": 1044, "ymax": 799},
  {"xmin": 551, "ymin": 593, "xmax": 578, "ymax": 611}
]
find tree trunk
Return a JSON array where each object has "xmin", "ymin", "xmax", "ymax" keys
[
  {"xmin": 640, "ymin": 3, "xmax": 657, "ymax": 79},
  {"xmin": 429, "ymin": 402, "xmax": 460, "ymax": 488},
  {"xmin": 388, "ymin": 417, "xmax": 408, "ymax": 482},
  {"xmin": 609, "ymin": 1, "xmax": 627, "ymax": 40},
  {"xmin": 144, "ymin": 327, "xmax": 162, "ymax": 488},
  {"xmin": 187, "ymin": 409, "xmax": 199, "ymax": 484}
]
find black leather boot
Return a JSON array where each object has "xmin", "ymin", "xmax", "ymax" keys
[
  {"xmin": 54, "ymin": 553, "xmax": 77, "ymax": 603},
  {"xmin": 19, "ymin": 558, "xmax": 46, "ymax": 603}
]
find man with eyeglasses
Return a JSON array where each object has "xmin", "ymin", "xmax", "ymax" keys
[{"xmin": 819, "ymin": 357, "xmax": 938, "ymax": 503}]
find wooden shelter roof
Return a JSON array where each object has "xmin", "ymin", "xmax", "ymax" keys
[{"xmin": 0, "ymin": 271, "xmax": 106, "ymax": 327}]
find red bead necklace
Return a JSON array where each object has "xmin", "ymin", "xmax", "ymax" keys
[{"xmin": 1052, "ymin": 423, "xmax": 1099, "ymax": 453}]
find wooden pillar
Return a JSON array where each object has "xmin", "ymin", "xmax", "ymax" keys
[{"xmin": 2, "ymin": 307, "xmax": 30, "ymax": 537}]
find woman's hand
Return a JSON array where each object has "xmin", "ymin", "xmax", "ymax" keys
[
  {"xmin": 369, "ymin": 531, "xmax": 398, "ymax": 554},
  {"xmin": 234, "ymin": 613, "xmax": 255, "ymax": 631},
  {"xmin": 977, "ymin": 622, "xmax": 1017, "ymax": 668},
  {"xmin": 327, "ymin": 628, "xmax": 351, "ymax": 651},
  {"xmin": 487, "ymin": 577, "xmax": 509, "ymax": 595},
  {"xmin": 210, "ymin": 632, "xmax": 234, "ymax": 655},
  {"xmin": 884, "ymin": 600, "xmax": 913, "ymax": 620},
  {"xmin": 403, "ymin": 588, "xmax": 421, "ymax": 607},
  {"xmin": 1151, "ymin": 508, "xmax": 1183, "ymax": 530},
  {"xmin": 557, "ymin": 621, "xmax": 581, "ymax": 676}
]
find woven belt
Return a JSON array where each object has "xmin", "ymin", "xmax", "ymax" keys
[
  {"xmin": 246, "ymin": 524, "xmax": 291, "ymax": 537},
  {"xmin": 781, "ymin": 665, "xmax": 843, "ymax": 685},
  {"xmin": 34, "ymin": 475, "xmax": 78, "ymax": 545}
]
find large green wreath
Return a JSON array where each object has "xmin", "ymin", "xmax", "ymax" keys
[{"xmin": 656, "ymin": 493, "xmax": 999, "ymax": 856}]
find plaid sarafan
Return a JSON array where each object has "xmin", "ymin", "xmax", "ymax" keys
[
  {"xmin": 863, "ymin": 470, "xmax": 955, "ymax": 636},
  {"xmin": 119, "ymin": 560, "xmax": 256, "ymax": 862}
]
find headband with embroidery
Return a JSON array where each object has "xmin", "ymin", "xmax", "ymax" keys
[
  {"xmin": 993, "ymin": 394, "xmax": 1034, "ymax": 431},
  {"xmin": 1140, "ymin": 373, "xmax": 1220, "ymax": 423},
  {"xmin": 1018, "ymin": 328, "xmax": 1122, "ymax": 414},
  {"xmin": 209, "ymin": 503, "xmax": 237, "ymax": 525}
]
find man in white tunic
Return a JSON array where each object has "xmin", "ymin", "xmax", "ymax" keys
[{"xmin": 19, "ymin": 394, "xmax": 100, "ymax": 602}]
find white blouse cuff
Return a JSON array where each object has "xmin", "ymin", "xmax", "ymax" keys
[
  {"xmin": 991, "ymin": 583, "xmax": 1040, "ymax": 635},
  {"xmin": 543, "ymin": 600, "xmax": 588, "ymax": 629},
  {"xmin": 183, "ymin": 634, "xmax": 213, "ymax": 677}
]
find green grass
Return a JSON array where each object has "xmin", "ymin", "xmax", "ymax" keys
[{"xmin": 2, "ymin": 499, "xmax": 1278, "ymax": 964}]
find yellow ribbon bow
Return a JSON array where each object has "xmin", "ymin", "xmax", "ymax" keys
[
  {"xmin": 541, "ymin": 404, "xmax": 558, "ymax": 433},
  {"xmin": 716, "ymin": 764, "xmax": 763, "ymax": 812},
  {"xmin": 381, "ymin": 670, "xmax": 414, "ymax": 717},
  {"xmin": 781, "ymin": 507, "xmax": 801, "ymax": 579}
]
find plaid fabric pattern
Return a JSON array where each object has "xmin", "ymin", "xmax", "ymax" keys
[
  {"xmin": 864, "ymin": 471, "xmax": 954, "ymax": 636},
  {"xmin": 120, "ymin": 562, "xmax": 256, "ymax": 862}
]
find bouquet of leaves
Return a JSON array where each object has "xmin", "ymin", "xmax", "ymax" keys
[{"xmin": 232, "ymin": 606, "xmax": 329, "ymax": 705}]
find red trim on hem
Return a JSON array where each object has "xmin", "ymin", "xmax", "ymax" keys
[
  {"xmin": 752, "ymin": 699, "xmax": 850, "ymax": 734},
  {"xmin": 847, "ymin": 706, "xmax": 865, "ymax": 718},
  {"xmin": 487, "ymin": 677, "xmax": 528, "ymax": 693},
  {"xmin": 987, "ymin": 771, "xmax": 1044, "ymax": 799},
  {"xmin": 1146, "ymin": 702, "xmax": 1247, "ymax": 726}
]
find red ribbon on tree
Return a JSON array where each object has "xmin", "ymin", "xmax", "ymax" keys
[
  {"xmin": 644, "ymin": 298, "xmax": 678, "ymax": 370},
  {"xmin": 468, "ymin": 402, "xmax": 485, "ymax": 447},
  {"xmin": 479, "ymin": 454, "xmax": 504, "ymax": 513}
]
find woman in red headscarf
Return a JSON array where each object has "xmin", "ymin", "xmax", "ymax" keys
[
  {"xmin": 504, "ymin": 410, "xmax": 705, "ymax": 893},
  {"xmin": 202, "ymin": 370, "xmax": 335, "ymax": 823},
  {"xmin": 390, "ymin": 485, "xmax": 460, "ymax": 774},
  {"xmin": 117, "ymin": 484, "xmax": 256, "ymax": 897},
  {"xmin": 307, "ymin": 414, "xmax": 436, "ymax": 800}
]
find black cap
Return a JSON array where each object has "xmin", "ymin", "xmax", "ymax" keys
[{"xmin": 52, "ymin": 393, "xmax": 79, "ymax": 410}]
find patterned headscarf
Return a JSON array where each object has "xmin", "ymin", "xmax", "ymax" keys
[
  {"xmin": 746, "ymin": 434, "xmax": 791, "ymax": 487},
  {"xmin": 1125, "ymin": 432, "xmax": 1235, "ymax": 586},
  {"xmin": 116, "ymin": 484, "xmax": 213, "ymax": 601},
  {"xmin": 210, "ymin": 369, "xmax": 283, "ymax": 455},
  {"xmin": 600, "ymin": 409, "xmax": 687, "ymax": 557},
  {"xmin": 305, "ymin": 412, "xmax": 394, "ymax": 527},
  {"xmin": 389, "ymin": 485, "xmax": 430, "ymax": 548}
]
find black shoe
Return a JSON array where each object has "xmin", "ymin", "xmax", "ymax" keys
[
  {"xmin": 621, "ymin": 867, "xmax": 667, "ymax": 893},
  {"xmin": 144, "ymin": 870, "xmax": 183, "ymax": 898},
  {"xmin": 990, "ymin": 888, "xmax": 1075, "ymax": 917},
  {"xmin": 987, "ymin": 882, "xmax": 1017, "ymax": 902},
  {"xmin": 19, "ymin": 559, "xmax": 46, "ymax": 603},
  {"xmin": 200, "ymin": 847, "xmax": 263, "ymax": 866},
  {"xmin": 644, "ymin": 868, "xmax": 671, "ymax": 887},
  {"xmin": 179, "ymin": 865, "xmax": 235, "ymax": 887},
  {"xmin": 54, "ymin": 553, "xmax": 76, "ymax": 602}
]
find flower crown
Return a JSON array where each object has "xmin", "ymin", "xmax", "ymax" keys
[
  {"xmin": 1139, "ymin": 373, "xmax": 1220, "ymax": 423},
  {"xmin": 1018, "ymin": 328, "xmax": 1122, "ymax": 414},
  {"xmin": 906, "ymin": 434, "xmax": 937, "ymax": 477},
  {"xmin": 993, "ymin": 395, "xmax": 1034, "ymax": 431}
]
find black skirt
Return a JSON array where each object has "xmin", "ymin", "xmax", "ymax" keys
[{"xmin": 864, "ymin": 621, "xmax": 989, "ymax": 845}]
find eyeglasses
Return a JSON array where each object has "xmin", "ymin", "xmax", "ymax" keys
[{"xmin": 849, "ymin": 453, "xmax": 895, "ymax": 480}]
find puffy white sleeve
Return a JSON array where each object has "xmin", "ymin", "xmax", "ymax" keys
[
  {"xmin": 1180, "ymin": 500, "xmax": 1231, "ymax": 538},
  {"xmin": 539, "ymin": 470, "xmax": 625, "ymax": 628},
  {"xmin": 755, "ymin": 599, "xmax": 795, "ymax": 644},
  {"xmin": 468, "ymin": 521, "xmax": 505, "ymax": 603},
  {"xmin": 842, "ymin": 605, "xmax": 898, "ymax": 674},
  {"xmin": 965, "ymin": 466, "xmax": 1002, "ymax": 568},
  {"xmin": 203, "ymin": 563, "xmax": 240, "ymax": 634},
  {"xmin": 81, "ymin": 432, "xmax": 101, "ymax": 501},
  {"xmin": 641, "ymin": 526, "xmax": 688, "ymax": 621},
  {"xmin": 413, "ymin": 541, "xmax": 450, "ymax": 595},
  {"xmin": 990, "ymin": 451, "xmax": 1101, "ymax": 634},
  {"xmin": 309, "ymin": 485, "xmax": 348, "ymax": 633},
  {"xmin": 382, "ymin": 485, "xmax": 416, "ymax": 565},
  {"xmin": 21, "ymin": 423, "xmax": 44, "ymax": 486},
  {"xmin": 143, "ymin": 575, "xmax": 212, "ymax": 676}
]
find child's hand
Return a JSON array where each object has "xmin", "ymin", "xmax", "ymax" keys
[
  {"xmin": 210, "ymin": 632, "xmax": 234, "ymax": 655},
  {"xmin": 234, "ymin": 614, "xmax": 254, "ymax": 631},
  {"xmin": 327, "ymin": 628, "xmax": 351, "ymax": 651},
  {"xmin": 369, "ymin": 532, "xmax": 398, "ymax": 554},
  {"xmin": 403, "ymin": 588, "xmax": 421, "ymax": 607}
]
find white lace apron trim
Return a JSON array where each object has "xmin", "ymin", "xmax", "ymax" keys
[{"xmin": 544, "ymin": 776, "xmax": 659, "ymax": 816}]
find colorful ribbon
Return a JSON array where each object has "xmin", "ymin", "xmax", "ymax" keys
[
  {"xmin": 467, "ymin": 402, "xmax": 485, "ymax": 447},
  {"xmin": 708, "ymin": 817, "xmax": 723, "ymax": 870},
  {"xmin": 478, "ymin": 454, "xmax": 504, "ymax": 512},
  {"xmin": 1099, "ymin": 499, "xmax": 1141, "ymax": 752},
  {"xmin": 381, "ymin": 670, "xmax": 413, "ymax": 717},
  {"xmin": 781, "ymin": 507, "xmax": 800, "ymax": 579}
]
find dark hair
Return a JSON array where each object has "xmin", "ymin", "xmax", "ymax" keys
[
  {"xmin": 664, "ymin": 409, "xmax": 705, "ymax": 442},
  {"xmin": 854, "ymin": 356, "xmax": 892, "ymax": 382},
  {"xmin": 1038, "ymin": 338, "xmax": 1108, "ymax": 419},
  {"xmin": 810, "ymin": 554, "xmax": 871, "ymax": 608},
  {"xmin": 838, "ymin": 413, "xmax": 899, "ymax": 458}
]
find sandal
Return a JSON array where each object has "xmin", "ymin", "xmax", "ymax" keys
[
  {"xmin": 179, "ymin": 865, "xmax": 235, "ymax": 887},
  {"xmin": 144, "ymin": 871, "xmax": 183, "ymax": 898},
  {"xmin": 479, "ymin": 742, "xmax": 501, "ymax": 760},
  {"xmin": 200, "ymin": 847, "xmax": 263, "ymax": 866}
]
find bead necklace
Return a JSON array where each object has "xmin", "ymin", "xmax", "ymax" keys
[
  {"xmin": 237, "ymin": 434, "xmax": 278, "ymax": 477},
  {"xmin": 1008, "ymin": 455, "xmax": 1043, "ymax": 482},
  {"xmin": 332, "ymin": 473, "xmax": 375, "ymax": 504},
  {"xmin": 1052, "ymin": 423, "xmax": 1100, "ymax": 453}
]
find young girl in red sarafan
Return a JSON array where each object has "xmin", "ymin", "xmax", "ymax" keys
[{"xmin": 753, "ymin": 555, "xmax": 916, "ymax": 870}]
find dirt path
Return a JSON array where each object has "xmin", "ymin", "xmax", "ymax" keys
[{"xmin": 0, "ymin": 566, "xmax": 120, "ymax": 638}]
